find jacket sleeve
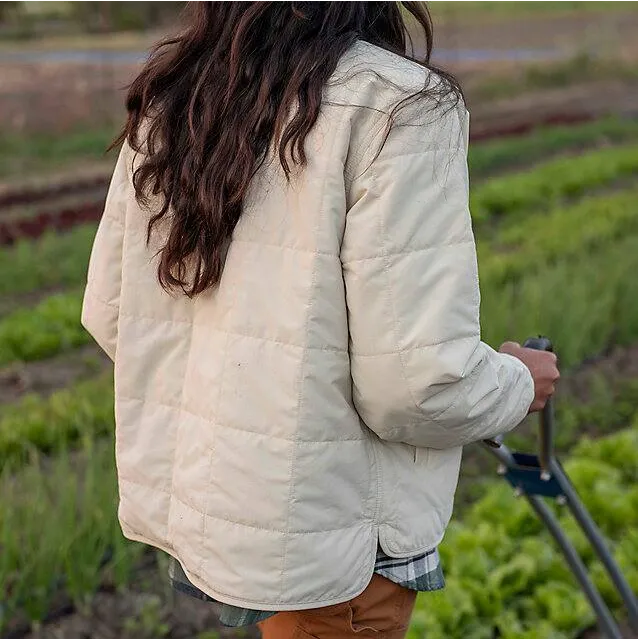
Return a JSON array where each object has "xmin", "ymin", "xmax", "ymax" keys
[
  {"xmin": 81, "ymin": 145, "xmax": 129, "ymax": 362},
  {"xmin": 341, "ymin": 103, "xmax": 534, "ymax": 449}
]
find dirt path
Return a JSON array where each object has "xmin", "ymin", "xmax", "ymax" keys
[
  {"xmin": 0, "ymin": 344, "xmax": 111, "ymax": 405},
  {"xmin": 434, "ymin": 8, "xmax": 638, "ymax": 58},
  {"xmin": 20, "ymin": 575, "xmax": 254, "ymax": 640}
]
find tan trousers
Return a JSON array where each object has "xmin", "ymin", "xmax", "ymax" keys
[{"xmin": 257, "ymin": 574, "xmax": 417, "ymax": 639}]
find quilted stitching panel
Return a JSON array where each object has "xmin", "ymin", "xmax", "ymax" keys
[
  {"xmin": 295, "ymin": 349, "xmax": 361, "ymax": 442},
  {"xmin": 115, "ymin": 314, "xmax": 191, "ymax": 407},
  {"xmin": 281, "ymin": 523, "xmax": 375, "ymax": 604},
  {"xmin": 119, "ymin": 477, "xmax": 171, "ymax": 545},
  {"xmin": 382, "ymin": 245, "xmax": 479, "ymax": 351},
  {"xmin": 116, "ymin": 397, "xmax": 179, "ymax": 493},
  {"xmin": 180, "ymin": 327, "xmax": 230, "ymax": 421},
  {"xmin": 199, "ymin": 518, "xmax": 288, "ymax": 603},
  {"xmin": 287, "ymin": 440, "xmax": 372, "ymax": 532},
  {"xmin": 172, "ymin": 411, "xmax": 217, "ymax": 514},
  {"xmin": 219, "ymin": 241, "xmax": 317, "ymax": 346},
  {"xmin": 217, "ymin": 334, "xmax": 302, "ymax": 441},
  {"xmin": 206, "ymin": 427, "xmax": 293, "ymax": 532}
]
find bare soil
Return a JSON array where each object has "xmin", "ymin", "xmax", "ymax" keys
[
  {"xmin": 434, "ymin": 9, "xmax": 638, "ymax": 58},
  {"xmin": 0, "ymin": 344, "xmax": 111, "ymax": 404},
  {"xmin": 579, "ymin": 620, "xmax": 634, "ymax": 639},
  {"xmin": 12, "ymin": 556, "xmax": 256, "ymax": 640},
  {"xmin": 564, "ymin": 342, "xmax": 638, "ymax": 400},
  {"xmin": 23, "ymin": 591, "xmax": 256, "ymax": 640}
]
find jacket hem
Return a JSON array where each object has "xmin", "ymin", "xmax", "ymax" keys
[
  {"xmin": 120, "ymin": 518, "xmax": 379, "ymax": 611},
  {"xmin": 377, "ymin": 510, "xmax": 447, "ymax": 559}
]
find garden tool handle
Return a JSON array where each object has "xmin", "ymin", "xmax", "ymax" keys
[
  {"xmin": 522, "ymin": 336, "xmax": 556, "ymax": 477},
  {"xmin": 482, "ymin": 337, "xmax": 555, "ymax": 458}
]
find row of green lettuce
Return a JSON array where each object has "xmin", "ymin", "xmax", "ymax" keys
[
  {"xmin": 410, "ymin": 422, "xmax": 638, "ymax": 638},
  {"xmin": 1, "ymin": 372, "xmax": 637, "ymax": 637},
  {"xmin": 471, "ymin": 142, "xmax": 638, "ymax": 227},
  {"xmin": 468, "ymin": 116, "xmax": 638, "ymax": 178}
]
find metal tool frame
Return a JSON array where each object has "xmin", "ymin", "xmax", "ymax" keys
[{"xmin": 481, "ymin": 337, "xmax": 638, "ymax": 639}]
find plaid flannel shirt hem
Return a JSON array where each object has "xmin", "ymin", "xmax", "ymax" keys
[{"xmin": 168, "ymin": 546, "xmax": 444, "ymax": 628}]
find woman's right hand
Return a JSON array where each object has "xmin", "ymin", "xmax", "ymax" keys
[{"xmin": 499, "ymin": 341, "xmax": 560, "ymax": 413}]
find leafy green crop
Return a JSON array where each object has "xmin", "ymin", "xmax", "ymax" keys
[
  {"xmin": 0, "ymin": 436, "xmax": 144, "ymax": 632},
  {"xmin": 0, "ymin": 290, "xmax": 89, "ymax": 365},
  {"xmin": 480, "ymin": 233, "xmax": 638, "ymax": 367},
  {"xmin": 478, "ymin": 187, "xmax": 638, "ymax": 285},
  {"xmin": 0, "ymin": 375, "xmax": 113, "ymax": 468},
  {"xmin": 0, "ymin": 224, "xmax": 96, "ymax": 299},
  {"xmin": 409, "ymin": 422, "xmax": 638, "ymax": 639},
  {"xmin": 469, "ymin": 117, "xmax": 638, "ymax": 179},
  {"xmin": 471, "ymin": 143, "xmax": 638, "ymax": 226}
]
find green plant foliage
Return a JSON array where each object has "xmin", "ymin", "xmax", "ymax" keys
[
  {"xmin": 0, "ymin": 224, "xmax": 96, "ymax": 299},
  {"xmin": 471, "ymin": 143, "xmax": 638, "ymax": 226},
  {"xmin": 478, "ymin": 188, "xmax": 638, "ymax": 285},
  {"xmin": 0, "ymin": 290, "xmax": 88, "ymax": 365},
  {"xmin": 0, "ymin": 375, "xmax": 113, "ymax": 467},
  {"xmin": 480, "ymin": 234, "xmax": 638, "ymax": 367},
  {"xmin": 0, "ymin": 437, "xmax": 144, "ymax": 633},
  {"xmin": 0, "ymin": 126, "xmax": 117, "ymax": 178},
  {"xmin": 468, "ymin": 117, "xmax": 638, "ymax": 179},
  {"xmin": 410, "ymin": 421, "xmax": 638, "ymax": 638}
]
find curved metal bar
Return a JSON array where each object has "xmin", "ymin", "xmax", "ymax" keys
[{"xmin": 550, "ymin": 460, "xmax": 638, "ymax": 633}]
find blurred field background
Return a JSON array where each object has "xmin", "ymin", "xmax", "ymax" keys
[{"xmin": 1, "ymin": 2, "xmax": 638, "ymax": 638}]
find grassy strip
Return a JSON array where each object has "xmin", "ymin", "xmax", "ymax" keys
[
  {"xmin": 471, "ymin": 54, "xmax": 638, "ymax": 104},
  {"xmin": 0, "ymin": 126, "xmax": 117, "ymax": 179},
  {"xmin": 478, "ymin": 187, "xmax": 638, "ymax": 285},
  {"xmin": 0, "ymin": 224, "xmax": 96, "ymax": 299},
  {"xmin": 470, "ymin": 143, "xmax": 638, "ymax": 226},
  {"xmin": 0, "ymin": 291, "xmax": 88, "ymax": 366},
  {"xmin": 409, "ymin": 422, "xmax": 638, "ymax": 639},
  {"xmin": 0, "ymin": 435, "xmax": 144, "ymax": 630},
  {"xmin": 468, "ymin": 117, "xmax": 638, "ymax": 179},
  {"xmin": 480, "ymin": 233, "xmax": 638, "ymax": 367}
]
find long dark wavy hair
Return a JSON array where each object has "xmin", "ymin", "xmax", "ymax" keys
[{"xmin": 115, "ymin": 1, "xmax": 461, "ymax": 297}]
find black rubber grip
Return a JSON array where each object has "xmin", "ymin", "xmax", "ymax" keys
[{"xmin": 523, "ymin": 336, "xmax": 553, "ymax": 352}]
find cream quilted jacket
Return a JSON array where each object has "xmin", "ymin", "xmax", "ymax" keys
[{"xmin": 82, "ymin": 41, "xmax": 534, "ymax": 610}]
